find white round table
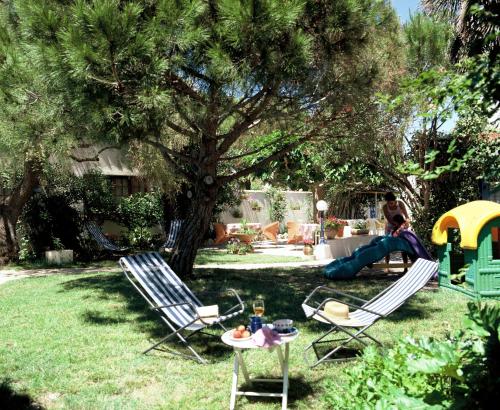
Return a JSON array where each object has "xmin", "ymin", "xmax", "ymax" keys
[{"xmin": 221, "ymin": 329, "xmax": 299, "ymax": 410}]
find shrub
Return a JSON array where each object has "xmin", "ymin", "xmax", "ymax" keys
[
  {"xmin": 322, "ymin": 302, "xmax": 500, "ymax": 409},
  {"xmin": 117, "ymin": 191, "xmax": 164, "ymax": 249},
  {"xmin": 226, "ymin": 238, "xmax": 253, "ymax": 255},
  {"xmin": 266, "ymin": 187, "xmax": 286, "ymax": 225}
]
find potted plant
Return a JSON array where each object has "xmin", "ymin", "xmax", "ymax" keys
[
  {"xmin": 351, "ymin": 220, "xmax": 369, "ymax": 235},
  {"xmin": 226, "ymin": 238, "xmax": 253, "ymax": 255},
  {"xmin": 324, "ymin": 216, "xmax": 343, "ymax": 239},
  {"xmin": 303, "ymin": 239, "xmax": 314, "ymax": 255},
  {"xmin": 45, "ymin": 237, "xmax": 74, "ymax": 265},
  {"xmin": 232, "ymin": 219, "xmax": 258, "ymax": 244},
  {"xmin": 249, "ymin": 199, "xmax": 262, "ymax": 211},
  {"xmin": 230, "ymin": 208, "xmax": 243, "ymax": 218},
  {"xmin": 336, "ymin": 219, "xmax": 348, "ymax": 237}
]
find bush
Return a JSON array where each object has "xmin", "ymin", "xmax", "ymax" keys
[
  {"xmin": 20, "ymin": 170, "xmax": 118, "ymax": 260},
  {"xmin": 117, "ymin": 191, "xmax": 164, "ymax": 249},
  {"xmin": 322, "ymin": 302, "xmax": 500, "ymax": 409},
  {"xmin": 226, "ymin": 238, "xmax": 253, "ymax": 255}
]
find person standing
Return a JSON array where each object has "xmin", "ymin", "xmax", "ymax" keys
[{"xmin": 382, "ymin": 192, "xmax": 410, "ymax": 271}]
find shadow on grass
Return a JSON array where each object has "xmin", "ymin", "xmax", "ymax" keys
[
  {"xmin": 0, "ymin": 379, "xmax": 43, "ymax": 410},
  {"xmin": 237, "ymin": 375, "xmax": 314, "ymax": 406},
  {"xmin": 60, "ymin": 264, "xmax": 438, "ymax": 361}
]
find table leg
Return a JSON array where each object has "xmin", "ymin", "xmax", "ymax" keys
[
  {"xmin": 276, "ymin": 345, "xmax": 285, "ymax": 374},
  {"xmin": 282, "ymin": 343, "xmax": 290, "ymax": 410},
  {"xmin": 235, "ymin": 349, "xmax": 250, "ymax": 384},
  {"xmin": 230, "ymin": 351, "xmax": 239, "ymax": 410}
]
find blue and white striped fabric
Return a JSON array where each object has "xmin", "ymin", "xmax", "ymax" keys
[
  {"xmin": 120, "ymin": 252, "xmax": 239, "ymax": 330},
  {"xmin": 163, "ymin": 220, "xmax": 183, "ymax": 249},
  {"xmin": 86, "ymin": 221, "xmax": 124, "ymax": 252},
  {"xmin": 303, "ymin": 258, "xmax": 438, "ymax": 327}
]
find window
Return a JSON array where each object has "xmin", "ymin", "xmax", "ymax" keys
[
  {"xmin": 131, "ymin": 177, "xmax": 148, "ymax": 194},
  {"xmin": 110, "ymin": 177, "xmax": 130, "ymax": 198},
  {"xmin": 492, "ymin": 227, "xmax": 500, "ymax": 260},
  {"xmin": 109, "ymin": 176, "xmax": 149, "ymax": 198}
]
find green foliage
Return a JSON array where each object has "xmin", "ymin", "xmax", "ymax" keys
[
  {"xmin": 22, "ymin": 188, "xmax": 82, "ymax": 256},
  {"xmin": 226, "ymin": 239, "xmax": 252, "ymax": 255},
  {"xmin": 404, "ymin": 12, "xmax": 453, "ymax": 75},
  {"xmin": 353, "ymin": 220, "xmax": 368, "ymax": 230},
  {"xmin": 323, "ymin": 302, "xmax": 500, "ymax": 409},
  {"xmin": 17, "ymin": 236, "xmax": 35, "ymax": 262},
  {"xmin": 237, "ymin": 219, "xmax": 257, "ymax": 235},
  {"xmin": 117, "ymin": 192, "xmax": 164, "ymax": 231},
  {"xmin": 265, "ymin": 186, "xmax": 286, "ymax": 225},
  {"xmin": 117, "ymin": 191, "xmax": 164, "ymax": 249}
]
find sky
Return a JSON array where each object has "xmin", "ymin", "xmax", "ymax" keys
[{"xmin": 391, "ymin": 0, "xmax": 421, "ymax": 23}]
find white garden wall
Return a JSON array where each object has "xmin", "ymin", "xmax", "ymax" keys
[{"xmin": 219, "ymin": 190, "xmax": 314, "ymax": 225}]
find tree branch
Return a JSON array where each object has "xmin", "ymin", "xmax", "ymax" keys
[
  {"xmin": 165, "ymin": 72, "xmax": 205, "ymax": 103},
  {"xmin": 144, "ymin": 138, "xmax": 194, "ymax": 164},
  {"xmin": 69, "ymin": 145, "xmax": 122, "ymax": 162},
  {"xmin": 218, "ymin": 133, "xmax": 317, "ymax": 184},
  {"xmin": 143, "ymin": 139, "xmax": 192, "ymax": 180}
]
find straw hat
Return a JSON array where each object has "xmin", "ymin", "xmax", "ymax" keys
[{"xmin": 323, "ymin": 301, "xmax": 349, "ymax": 320}]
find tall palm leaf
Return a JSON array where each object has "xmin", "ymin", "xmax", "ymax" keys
[{"xmin": 422, "ymin": 0, "xmax": 499, "ymax": 61}]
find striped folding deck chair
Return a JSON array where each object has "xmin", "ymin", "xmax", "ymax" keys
[
  {"xmin": 119, "ymin": 252, "xmax": 245, "ymax": 363},
  {"xmin": 162, "ymin": 219, "xmax": 183, "ymax": 250},
  {"xmin": 302, "ymin": 258, "xmax": 438, "ymax": 367},
  {"xmin": 86, "ymin": 221, "xmax": 128, "ymax": 253}
]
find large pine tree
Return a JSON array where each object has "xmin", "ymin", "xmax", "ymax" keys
[{"xmin": 9, "ymin": 0, "xmax": 401, "ymax": 276}]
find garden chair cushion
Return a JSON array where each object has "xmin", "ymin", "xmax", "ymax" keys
[{"xmin": 263, "ymin": 221, "xmax": 279, "ymax": 242}]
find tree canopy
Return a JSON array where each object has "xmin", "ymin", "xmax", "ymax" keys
[{"xmin": 7, "ymin": 0, "xmax": 402, "ymax": 275}]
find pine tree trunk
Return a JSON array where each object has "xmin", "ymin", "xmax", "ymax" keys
[
  {"xmin": 0, "ymin": 208, "xmax": 19, "ymax": 265},
  {"xmin": 0, "ymin": 158, "xmax": 41, "ymax": 265},
  {"xmin": 169, "ymin": 180, "xmax": 218, "ymax": 278}
]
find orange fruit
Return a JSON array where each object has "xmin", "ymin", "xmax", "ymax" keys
[
  {"xmin": 242, "ymin": 330, "xmax": 251, "ymax": 338},
  {"xmin": 233, "ymin": 330, "xmax": 242, "ymax": 338},
  {"xmin": 237, "ymin": 325, "xmax": 246, "ymax": 332}
]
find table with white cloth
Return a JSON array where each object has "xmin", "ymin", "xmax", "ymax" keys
[
  {"xmin": 299, "ymin": 223, "xmax": 319, "ymax": 242},
  {"xmin": 327, "ymin": 234, "xmax": 378, "ymax": 259},
  {"xmin": 226, "ymin": 223, "xmax": 262, "ymax": 234},
  {"xmin": 221, "ymin": 329, "xmax": 299, "ymax": 410}
]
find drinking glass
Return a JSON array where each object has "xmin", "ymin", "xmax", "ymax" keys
[{"xmin": 253, "ymin": 299, "xmax": 265, "ymax": 317}]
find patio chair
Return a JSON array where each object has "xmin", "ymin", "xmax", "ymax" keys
[
  {"xmin": 214, "ymin": 223, "xmax": 230, "ymax": 245},
  {"xmin": 162, "ymin": 219, "xmax": 183, "ymax": 250},
  {"xmin": 262, "ymin": 221, "xmax": 279, "ymax": 242},
  {"xmin": 119, "ymin": 252, "xmax": 245, "ymax": 363},
  {"xmin": 85, "ymin": 221, "xmax": 128, "ymax": 254},
  {"xmin": 287, "ymin": 221, "xmax": 303, "ymax": 244},
  {"xmin": 302, "ymin": 258, "xmax": 438, "ymax": 367}
]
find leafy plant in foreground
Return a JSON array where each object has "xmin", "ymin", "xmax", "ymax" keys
[{"xmin": 323, "ymin": 302, "xmax": 500, "ymax": 409}]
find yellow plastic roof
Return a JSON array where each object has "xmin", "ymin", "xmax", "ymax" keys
[{"xmin": 431, "ymin": 201, "xmax": 500, "ymax": 249}]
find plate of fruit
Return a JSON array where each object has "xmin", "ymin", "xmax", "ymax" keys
[{"xmin": 231, "ymin": 325, "xmax": 252, "ymax": 341}]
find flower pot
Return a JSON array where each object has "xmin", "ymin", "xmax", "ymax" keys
[
  {"xmin": 45, "ymin": 249, "xmax": 73, "ymax": 265},
  {"xmin": 230, "ymin": 233, "xmax": 256, "ymax": 244},
  {"xmin": 303, "ymin": 244, "xmax": 314, "ymax": 255},
  {"xmin": 325, "ymin": 228, "xmax": 337, "ymax": 239},
  {"xmin": 337, "ymin": 225, "xmax": 345, "ymax": 238},
  {"xmin": 351, "ymin": 229, "xmax": 369, "ymax": 235}
]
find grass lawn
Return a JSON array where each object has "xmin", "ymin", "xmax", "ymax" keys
[
  {"xmin": 1, "ymin": 249, "xmax": 304, "ymax": 272},
  {"xmin": 0, "ymin": 266, "xmax": 470, "ymax": 409},
  {"xmin": 194, "ymin": 249, "xmax": 305, "ymax": 265}
]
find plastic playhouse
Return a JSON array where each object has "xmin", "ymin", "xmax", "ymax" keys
[{"xmin": 431, "ymin": 200, "xmax": 500, "ymax": 300}]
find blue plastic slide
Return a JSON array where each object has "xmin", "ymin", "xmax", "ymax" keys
[{"xmin": 324, "ymin": 233, "xmax": 430, "ymax": 279}]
